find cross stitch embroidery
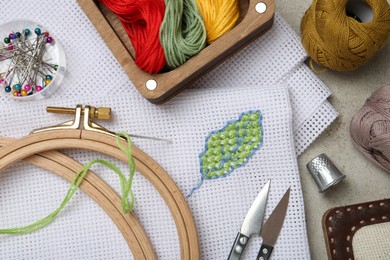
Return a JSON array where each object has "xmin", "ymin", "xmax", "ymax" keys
[{"xmin": 188, "ymin": 110, "xmax": 264, "ymax": 196}]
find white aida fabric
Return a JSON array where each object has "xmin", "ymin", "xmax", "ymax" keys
[
  {"xmin": 286, "ymin": 64, "xmax": 331, "ymax": 133},
  {"xmin": 0, "ymin": 0, "xmax": 338, "ymax": 259},
  {"xmin": 294, "ymin": 101, "xmax": 338, "ymax": 155},
  {"xmin": 0, "ymin": 84, "xmax": 311, "ymax": 260},
  {"xmin": 284, "ymin": 64, "xmax": 338, "ymax": 155}
]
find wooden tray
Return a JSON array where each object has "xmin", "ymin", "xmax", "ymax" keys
[{"xmin": 77, "ymin": 0, "xmax": 275, "ymax": 104}]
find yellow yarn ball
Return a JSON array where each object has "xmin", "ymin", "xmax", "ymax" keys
[{"xmin": 301, "ymin": 0, "xmax": 390, "ymax": 71}]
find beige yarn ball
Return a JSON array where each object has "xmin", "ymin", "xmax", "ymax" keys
[{"xmin": 350, "ymin": 85, "xmax": 390, "ymax": 172}]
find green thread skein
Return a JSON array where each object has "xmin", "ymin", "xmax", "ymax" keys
[{"xmin": 160, "ymin": 0, "xmax": 207, "ymax": 68}]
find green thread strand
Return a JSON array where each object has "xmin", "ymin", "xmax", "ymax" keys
[
  {"xmin": 0, "ymin": 132, "xmax": 136, "ymax": 235},
  {"xmin": 160, "ymin": 0, "xmax": 207, "ymax": 68}
]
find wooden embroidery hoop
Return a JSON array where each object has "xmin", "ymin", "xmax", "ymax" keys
[
  {"xmin": 0, "ymin": 105, "xmax": 199, "ymax": 260},
  {"xmin": 0, "ymin": 137, "xmax": 155, "ymax": 259}
]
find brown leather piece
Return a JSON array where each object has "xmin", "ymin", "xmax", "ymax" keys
[{"xmin": 322, "ymin": 198, "xmax": 390, "ymax": 260}]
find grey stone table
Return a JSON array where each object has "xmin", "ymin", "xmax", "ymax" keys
[{"xmin": 277, "ymin": 0, "xmax": 390, "ymax": 259}]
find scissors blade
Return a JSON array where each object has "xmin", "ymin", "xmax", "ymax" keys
[
  {"xmin": 240, "ymin": 180, "xmax": 271, "ymax": 236},
  {"xmin": 257, "ymin": 187, "xmax": 290, "ymax": 260},
  {"xmin": 227, "ymin": 180, "xmax": 271, "ymax": 260}
]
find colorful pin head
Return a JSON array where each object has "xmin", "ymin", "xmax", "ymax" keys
[
  {"xmin": 24, "ymin": 28, "xmax": 30, "ymax": 36},
  {"xmin": 46, "ymin": 37, "xmax": 53, "ymax": 44},
  {"xmin": 34, "ymin": 27, "xmax": 41, "ymax": 35}
]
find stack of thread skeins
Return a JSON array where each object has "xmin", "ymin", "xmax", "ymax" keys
[
  {"xmin": 99, "ymin": 0, "xmax": 240, "ymax": 74},
  {"xmin": 350, "ymin": 85, "xmax": 390, "ymax": 172},
  {"xmin": 301, "ymin": 0, "xmax": 390, "ymax": 71}
]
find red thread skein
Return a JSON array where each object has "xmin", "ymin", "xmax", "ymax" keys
[{"xmin": 100, "ymin": 0, "xmax": 166, "ymax": 73}]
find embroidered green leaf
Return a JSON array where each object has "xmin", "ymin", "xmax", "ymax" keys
[{"xmin": 188, "ymin": 110, "xmax": 263, "ymax": 196}]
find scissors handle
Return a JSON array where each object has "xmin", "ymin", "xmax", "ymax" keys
[
  {"xmin": 256, "ymin": 243, "xmax": 274, "ymax": 260},
  {"xmin": 227, "ymin": 232, "xmax": 249, "ymax": 260}
]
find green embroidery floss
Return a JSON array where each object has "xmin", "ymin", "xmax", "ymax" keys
[
  {"xmin": 188, "ymin": 111, "xmax": 264, "ymax": 197},
  {"xmin": 0, "ymin": 132, "xmax": 136, "ymax": 235},
  {"xmin": 160, "ymin": 0, "xmax": 207, "ymax": 68}
]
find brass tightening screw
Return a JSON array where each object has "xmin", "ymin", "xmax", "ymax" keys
[{"xmin": 46, "ymin": 106, "xmax": 111, "ymax": 120}]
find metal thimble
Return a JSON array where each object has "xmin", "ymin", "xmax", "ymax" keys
[{"xmin": 306, "ymin": 153, "xmax": 346, "ymax": 193}]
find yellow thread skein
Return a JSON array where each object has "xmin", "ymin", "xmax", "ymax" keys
[
  {"xmin": 196, "ymin": 0, "xmax": 240, "ymax": 44},
  {"xmin": 301, "ymin": 0, "xmax": 390, "ymax": 71}
]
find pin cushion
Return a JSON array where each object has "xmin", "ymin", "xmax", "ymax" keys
[{"xmin": 0, "ymin": 19, "xmax": 66, "ymax": 101}]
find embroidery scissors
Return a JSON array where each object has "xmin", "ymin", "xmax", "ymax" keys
[{"xmin": 227, "ymin": 180, "xmax": 290, "ymax": 260}]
